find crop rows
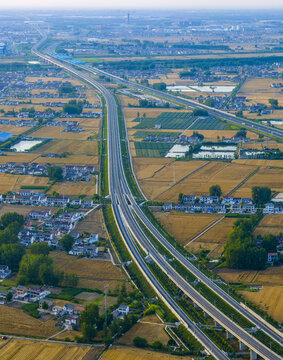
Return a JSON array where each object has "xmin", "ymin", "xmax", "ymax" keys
[{"xmin": 134, "ymin": 141, "xmax": 172, "ymax": 157}]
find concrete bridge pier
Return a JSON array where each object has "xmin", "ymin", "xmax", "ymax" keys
[
  {"xmin": 193, "ymin": 302, "xmax": 200, "ymax": 309},
  {"xmin": 239, "ymin": 341, "xmax": 246, "ymax": 351},
  {"xmin": 226, "ymin": 330, "xmax": 233, "ymax": 339},
  {"xmin": 250, "ymin": 350, "xmax": 258, "ymax": 360},
  {"xmin": 214, "ymin": 320, "xmax": 222, "ymax": 327}
]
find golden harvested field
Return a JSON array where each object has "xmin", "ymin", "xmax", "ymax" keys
[
  {"xmin": 0, "ymin": 339, "xmax": 102, "ymax": 360},
  {"xmin": 216, "ymin": 267, "xmax": 283, "ymax": 286},
  {"xmin": 136, "ymin": 160, "xmax": 207, "ymax": 200},
  {"xmin": 0, "ymin": 105, "xmax": 59, "ymax": 112},
  {"xmin": 118, "ymin": 94, "xmax": 139, "ymax": 107},
  {"xmin": 181, "ymin": 129, "xmax": 258, "ymax": 141},
  {"xmin": 50, "ymin": 251, "xmax": 128, "ymax": 291},
  {"xmin": 84, "ymin": 89, "xmax": 101, "ymax": 105},
  {"xmin": 240, "ymin": 286, "xmax": 283, "ymax": 323},
  {"xmin": 38, "ymin": 139, "xmax": 98, "ymax": 155},
  {"xmin": 0, "ymin": 153, "xmax": 39, "ymax": 164},
  {"xmin": 102, "ymin": 346, "xmax": 192, "ymax": 360},
  {"xmin": 25, "ymin": 76, "xmax": 84, "ymax": 86},
  {"xmin": 0, "ymin": 204, "xmax": 56, "ymax": 217},
  {"xmin": 0, "ymin": 305, "xmax": 57, "ymax": 338},
  {"xmin": 0, "ymin": 173, "xmax": 50, "ymax": 193},
  {"xmin": 233, "ymin": 167, "xmax": 283, "ymax": 198},
  {"xmin": 187, "ymin": 217, "xmax": 236, "ymax": 259},
  {"xmin": 48, "ymin": 176, "xmax": 97, "ymax": 196},
  {"xmin": 30, "ymin": 126, "xmax": 96, "ymax": 140},
  {"xmin": 242, "ymin": 140, "xmax": 283, "ymax": 152},
  {"xmin": 118, "ymin": 321, "xmax": 170, "ymax": 345},
  {"xmin": 155, "ymin": 211, "xmax": 222, "ymax": 247},
  {"xmin": 0, "ymin": 125, "xmax": 30, "ymax": 135},
  {"xmin": 243, "ymin": 109, "xmax": 283, "ymax": 120},
  {"xmin": 233, "ymin": 159, "xmax": 283, "ymax": 167},
  {"xmin": 54, "ymin": 329, "xmax": 80, "ymax": 341},
  {"xmin": 156, "ymin": 162, "xmax": 257, "ymax": 202},
  {"xmin": 75, "ymin": 208, "xmax": 107, "ymax": 238},
  {"xmin": 254, "ymin": 214, "xmax": 283, "ymax": 237},
  {"xmin": 37, "ymin": 155, "xmax": 99, "ymax": 166},
  {"xmin": 133, "ymin": 158, "xmax": 173, "ymax": 180}
]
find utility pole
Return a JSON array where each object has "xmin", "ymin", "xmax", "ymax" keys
[
  {"xmin": 173, "ymin": 164, "xmax": 175, "ymax": 184},
  {"xmin": 105, "ymin": 284, "xmax": 109, "ymax": 329}
]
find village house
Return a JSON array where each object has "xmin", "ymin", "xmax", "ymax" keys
[
  {"xmin": 112, "ymin": 304, "xmax": 130, "ymax": 319},
  {"xmin": 0, "ymin": 265, "xmax": 11, "ymax": 279},
  {"xmin": 267, "ymin": 253, "xmax": 279, "ymax": 263}
]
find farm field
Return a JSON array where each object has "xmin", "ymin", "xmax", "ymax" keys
[
  {"xmin": 37, "ymin": 139, "xmax": 98, "ymax": 155},
  {"xmin": 0, "ymin": 173, "xmax": 50, "ymax": 193},
  {"xmin": 118, "ymin": 94, "xmax": 139, "ymax": 107},
  {"xmin": 48, "ymin": 175, "xmax": 97, "ymax": 196},
  {"xmin": 215, "ymin": 267, "xmax": 283, "ymax": 286},
  {"xmin": 101, "ymin": 346, "xmax": 192, "ymax": 360},
  {"xmin": 75, "ymin": 208, "xmax": 107, "ymax": 238},
  {"xmin": 50, "ymin": 251, "xmax": 129, "ymax": 292},
  {"xmin": 0, "ymin": 153, "xmax": 39, "ymax": 164},
  {"xmin": 0, "ymin": 204, "xmax": 56, "ymax": 217},
  {"xmin": 240, "ymin": 286, "xmax": 283, "ymax": 323},
  {"xmin": 123, "ymin": 107, "xmax": 191, "ymax": 129},
  {"xmin": 186, "ymin": 217, "xmax": 236, "ymax": 259},
  {"xmin": 156, "ymin": 162, "xmax": 257, "ymax": 202},
  {"xmin": 181, "ymin": 129, "xmax": 258, "ymax": 141},
  {"xmin": 30, "ymin": 126, "xmax": 96, "ymax": 140},
  {"xmin": 239, "ymin": 78, "xmax": 283, "ymax": 106},
  {"xmin": 254, "ymin": 214, "xmax": 283, "ymax": 237},
  {"xmin": 36, "ymin": 155, "xmax": 99, "ymax": 165},
  {"xmin": 242, "ymin": 140, "xmax": 283, "ymax": 151},
  {"xmin": 233, "ymin": 167, "xmax": 283, "ymax": 198},
  {"xmin": 0, "ymin": 305, "xmax": 57, "ymax": 338},
  {"xmin": 118, "ymin": 321, "xmax": 170, "ymax": 345},
  {"xmin": 0, "ymin": 339, "xmax": 102, "ymax": 360},
  {"xmin": 0, "ymin": 124, "xmax": 30, "ymax": 135},
  {"xmin": 25, "ymin": 76, "xmax": 84, "ymax": 86},
  {"xmin": 155, "ymin": 211, "xmax": 222, "ymax": 247},
  {"xmin": 233, "ymin": 159, "xmax": 283, "ymax": 167},
  {"xmin": 132, "ymin": 157, "xmax": 173, "ymax": 180},
  {"xmin": 134, "ymin": 141, "xmax": 173, "ymax": 157},
  {"xmin": 136, "ymin": 160, "xmax": 207, "ymax": 200}
]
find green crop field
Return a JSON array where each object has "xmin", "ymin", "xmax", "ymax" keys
[
  {"xmin": 133, "ymin": 130, "xmax": 181, "ymax": 139},
  {"xmin": 134, "ymin": 141, "xmax": 173, "ymax": 157},
  {"xmin": 133, "ymin": 112, "xmax": 226, "ymax": 130}
]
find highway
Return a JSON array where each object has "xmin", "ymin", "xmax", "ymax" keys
[
  {"xmin": 32, "ymin": 49, "xmax": 282, "ymax": 360},
  {"xmin": 75, "ymin": 63, "xmax": 283, "ymax": 139},
  {"xmin": 72, "ymin": 60, "xmax": 283, "ymax": 347}
]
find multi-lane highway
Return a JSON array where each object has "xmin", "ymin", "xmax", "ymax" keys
[
  {"xmin": 75, "ymin": 63, "xmax": 283, "ymax": 139},
  {"xmin": 32, "ymin": 47, "xmax": 282, "ymax": 360},
  {"xmin": 71, "ymin": 60, "xmax": 283, "ymax": 347}
]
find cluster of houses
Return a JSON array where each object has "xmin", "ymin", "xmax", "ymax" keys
[
  {"xmin": 0, "ymin": 285, "xmax": 50, "ymax": 304},
  {"xmin": 263, "ymin": 202, "xmax": 283, "ymax": 214},
  {"xmin": 3, "ymin": 191, "xmax": 95, "ymax": 208},
  {"xmin": 46, "ymin": 119, "xmax": 83, "ymax": 132},
  {"xmin": 68, "ymin": 233, "xmax": 100, "ymax": 258},
  {"xmin": 163, "ymin": 195, "xmax": 257, "ymax": 214},
  {"xmin": 18, "ymin": 210, "xmax": 86, "ymax": 248},
  {"xmin": 0, "ymin": 162, "xmax": 96, "ymax": 181},
  {"xmin": 0, "ymin": 118, "xmax": 38, "ymax": 127}
]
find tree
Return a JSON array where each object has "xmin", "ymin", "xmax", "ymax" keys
[
  {"xmin": 60, "ymin": 234, "xmax": 75, "ymax": 253},
  {"xmin": 268, "ymin": 98, "xmax": 278, "ymax": 108},
  {"xmin": 63, "ymin": 272, "xmax": 79, "ymax": 287},
  {"xmin": 192, "ymin": 109, "xmax": 208, "ymax": 117},
  {"xmin": 262, "ymin": 234, "xmax": 278, "ymax": 253},
  {"xmin": 1, "ymin": 212, "xmax": 24, "ymax": 228},
  {"xmin": 6, "ymin": 292, "xmax": 13, "ymax": 303},
  {"xmin": 252, "ymin": 186, "xmax": 271, "ymax": 205},
  {"xmin": 209, "ymin": 185, "xmax": 222, "ymax": 197},
  {"xmin": 235, "ymin": 129, "xmax": 247, "ymax": 138},
  {"xmin": 133, "ymin": 336, "xmax": 148, "ymax": 348},
  {"xmin": 63, "ymin": 100, "xmax": 83, "ymax": 115},
  {"xmin": 29, "ymin": 243, "xmax": 50, "ymax": 255},
  {"xmin": 42, "ymin": 301, "xmax": 49, "ymax": 310},
  {"xmin": 151, "ymin": 340, "xmax": 163, "ymax": 350},
  {"xmin": 80, "ymin": 303, "xmax": 99, "ymax": 341},
  {"xmin": 0, "ymin": 243, "xmax": 25, "ymax": 271},
  {"xmin": 47, "ymin": 166, "xmax": 63, "ymax": 181},
  {"xmin": 178, "ymin": 193, "xmax": 184, "ymax": 203},
  {"xmin": 18, "ymin": 254, "xmax": 61, "ymax": 285},
  {"xmin": 152, "ymin": 82, "xmax": 166, "ymax": 91}
]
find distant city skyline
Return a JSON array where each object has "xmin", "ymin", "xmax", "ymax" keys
[{"xmin": 1, "ymin": 0, "xmax": 283, "ymax": 9}]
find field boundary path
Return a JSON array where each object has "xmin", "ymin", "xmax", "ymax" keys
[
  {"xmin": 185, "ymin": 216, "xmax": 225, "ymax": 247},
  {"xmin": 152, "ymin": 161, "xmax": 210, "ymax": 201},
  {"xmin": 225, "ymin": 166, "xmax": 260, "ymax": 196}
]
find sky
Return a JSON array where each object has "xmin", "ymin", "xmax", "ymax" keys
[{"xmin": 1, "ymin": 0, "xmax": 283, "ymax": 9}]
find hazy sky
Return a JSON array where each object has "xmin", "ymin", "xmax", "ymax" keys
[{"xmin": 1, "ymin": 0, "xmax": 283, "ymax": 9}]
